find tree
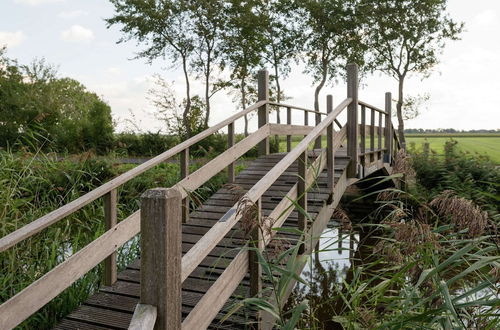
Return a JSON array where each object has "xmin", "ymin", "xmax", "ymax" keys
[
  {"xmin": 188, "ymin": 0, "xmax": 227, "ymax": 129},
  {"xmin": 222, "ymin": 0, "xmax": 266, "ymax": 135},
  {"xmin": 261, "ymin": 0, "xmax": 303, "ymax": 122},
  {"xmin": 107, "ymin": 0, "xmax": 196, "ymax": 136},
  {"xmin": 299, "ymin": 0, "xmax": 365, "ymax": 113},
  {"xmin": 360, "ymin": 0, "xmax": 463, "ymax": 147}
]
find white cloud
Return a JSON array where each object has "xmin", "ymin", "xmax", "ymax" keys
[
  {"xmin": 106, "ymin": 67, "xmax": 122, "ymax": 75},
  {"xmin": 60, "ymin": 25, "xmax": 94, "ymax": 43},
  {"xmin": 58, "ymin": 10, "xmax": 88, "ymax": 19},
  {"xmin": 15, "ymin": 0, "xmax": 65, "ymax": 5},
  {"xmin": 0, "ymin": 30, "xmax": 26, "ymax": 48}
]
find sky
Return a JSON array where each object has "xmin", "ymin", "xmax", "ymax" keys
[{"xmin": 1, "ymin": 0, "xmax": 499, "ymax": 132}]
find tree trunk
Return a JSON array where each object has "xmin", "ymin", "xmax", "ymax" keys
[
  {"xmin": 396, "ymin": 76, "xmax": 407, "ymax": 149},
  {"xmin": 204, "ymin": 47, "xmax": 211, "ymax": 129},
  {"xmin": 314, "ymin": 59, "xmax": 328, "ymax": 112},
  {"xmin": 182, "ymin": 55, "xmax": 191, "ymax": 137},
  {"xmin": 274, "ymin": 62, "xmax": 281, "ymax": 124},
  {"xmin": 241, "ymin": 76, "xmax": 249, "ymax": 137}
]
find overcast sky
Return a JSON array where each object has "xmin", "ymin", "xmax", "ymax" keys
[{"xmin": 1, "ymin": 0, "xmax": 499, "ymax": 132}]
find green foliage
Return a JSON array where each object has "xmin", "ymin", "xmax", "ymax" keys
[
  {"xmin": 410, "ymin": 140, "xmax": 500, "ymax": 212},
  {"xmin": 0, "ymin": 50, "xmax": 114, "ymax": 154}
]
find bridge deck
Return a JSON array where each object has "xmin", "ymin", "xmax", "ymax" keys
[{"xmin": 54, "ymin": 152, "xmax": 351, "ymax": 329}]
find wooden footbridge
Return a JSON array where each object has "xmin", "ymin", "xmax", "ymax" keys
[{"xmin": 0, "ymin": 64, "xmax": 401, "ymax": 329}]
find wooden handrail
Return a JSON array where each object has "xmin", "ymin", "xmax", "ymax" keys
[
  {"xmin": 358, "ymin": 100, "xmax": 388, "ymax": 115},
  {"xmin": 268, "ymin": 101, "xmax": 327, "ymax": 116},
  {"xmin": 0, "ymin": 100, "xmax": 267, "ymax": 252},
  {"xmin": 129, "ymin": 304, "xmax": 157, "ymax": 330},
  {"xmin": 0, "ymin": 211, "xmax": 141, "ymax": 329},
  {"xmin": 180, "ymin": 97, "xmax": 352, "ymax": 282}
]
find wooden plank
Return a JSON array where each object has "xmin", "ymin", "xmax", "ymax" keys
[
  {"xmin": 327, "ymin": 95, "xmax": 335, "ymax": 193},
  {"xmin": 0, "ymin": 211, "xmax": 140, "ymax": 330},
  {"xmin": 129, "ymin": 304, "xmax": 157, "ymax": 330},
  {"xmin": 358, "ymin": 100, "xmax": 388, "ymax": 115},
  {"xmin": 227, "ymin": 122, "xmax": 235, "ymax": 183},
  {"xmin": 384, "ymin": 92, "xmax": 392, "ymax": 162},
  {"xmin": 370, "ymin": 108, "xmax": 375, "ymax": 163},
  {"xmin": 346, "ymin": 63, "xmax": 358, "ymax": 178},
  {"xmin": 0, "ymin": 100, "xmax": 267, "ymax": 253},
  {"xmin": 140, "ymin": 188, "xmax": 182, "ymax": 330},
  {"xmin": 174, "ymin": 125, "xmax": 269, "ymax": 200},
  {"xmin": 67, "ymin": 305, "xmax": 132, "ymax": 329},
  {"xmin": 269, "ymin": 123, "xmax": 316, "ymax": 136},
  {"xmin": 180, "ymin": 147, "xmax": 189, "ymax": 223},
  {"xmin": 103, "ymin": 189, "xmax": 118, "ymax": 286},
  {"xmin": 258, "ymin": 70, "xmax": 269, "ymax": 156},
  {"xmin": 298, "ymin": 150, "xmax": 307, "ymax": 254},
  {"xmin": 180, "ymin": 98, "xmax": 351, "ymax": 282},
  {"xmin": 286, "ymin": 107, "xmax": 292, "ymax": 152}
]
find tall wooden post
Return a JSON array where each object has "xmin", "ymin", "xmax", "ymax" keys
[
  {"xmin": 227, "ymin": 123, "xmax": 235, "ymax": 183},
  {"xmin": 180, "ymin": 148, "xmax": 189, "ymax": 223},
  {"xmin": 326, "ymin": 95, "xmax": 334, "ymax": 196},
  {"xmin": 346, "ymin": 63, "xmax": 359, "ymax": 178},
  {"xmin": 314, "ymin": 109, "xmax": 322, "ymax": 149},
  {"xmin": 298, "ymin": 151, "xmax": 307, "ymax": 254},
  {"xmin": 140, "ymin": 188, "xmax": 182, "ymax": 330},
  {"xmin": 384, "ymin": 92, "xmax": 392, "ymax": 164},
  {"xmin": 103, "ymin": 189, "xmax": 117, "ymax": 286},
  {"xmin": 370, "ymin": 108, "xmax": 375, "ymax": 163},
  {"xmin": 258, "ymin": 70, "xmax": 269, "ymax": 156},
  {"xmin": 286, "ymin": 107, "xmax": 292, "ymax": 152},
  {"xmin": 249, "ymin": 199, "xmax": 263, "ymax": 328}
]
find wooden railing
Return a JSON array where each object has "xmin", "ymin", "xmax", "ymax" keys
[{"xmin": 0, "ymin": 63, "xmax": 401, "ymax": 330}]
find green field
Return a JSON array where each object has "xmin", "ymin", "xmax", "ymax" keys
[
  {"xmin": 406, "ymin": 135, "xmax": 500, "ymax": 163},
  {"xmin": 278, "ymin": 134, "xmax": 500, "ymax": 163}
]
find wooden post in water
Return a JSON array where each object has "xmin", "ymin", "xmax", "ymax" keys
[
  {"xmin": 258, "ymin": 70, "xmax": 269, "ymax": 156},
  {"xmin": 103, "ymin": 189, "xmax": 117, "ymax": 286},
  {"xmin": 227, "ymin": 123, "xmax": 235, "ymax": 183},
  {"xmin": 326, "ymin": 95, "xmax": 335, "ymax": 197},
  {"xmin": 346, "ymin": 63, "xmax": 359, "ymax": 178},
  {"xmin": 180, "ymin": 148, "xmax": 189, "ymax": 223},
  {"xmin": 140, "ymin": 188, "xmax": 182, "ymax": 330},
  {"xmin": 384, "ymin": 92, "xmax": 392, "ymax": 164}
]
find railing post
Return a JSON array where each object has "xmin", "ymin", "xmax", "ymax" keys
[
  {"xmin": 378, "ymin": 112, "xmax": 383, "ymax": 160},
  {"xmin": 346, "ymin": 63, "xmax": 359, "ymax": 178},
  {"xmin": 249, "ymin": 198, "xmax": 263, "ymax": 328},
  {"xmin": 286, "ymin": 107, "xmax": 292, "ymax": 152},
  {"xmin": 314, "ymin": 109, "xmax": 321, "ymax": 149},
  {"xmin": 360, "ymin": 105, "xmax": 366, "ymax": 168},
  {"xmin": 298, "ymin": 151, "xmax": 307, "ymax": 254},
  {"xmin": 103, "ymin": 189, "xmax": 117, "ymax": 286},
  {"xmin": 326, "ymin": 95, "xmax": 334, "ymax": 196},
  {"xmin": 258, "ymin": 70, "xmax": 269, "ymax": 156},
  {"xmin": 140, "ymin": 188, "xmax": 182, "ymax": 330},
  {"xmin": 384, "ymin": 92, "xmax": 392, "ymax": 163},
  {"xmin": 228, "ymin": 123, "xmax": 235, "ymax": 183},
  {"xmin": 370, "ymin": 108, "xmax": 375, "ymax": 163},
  {"xmin": 180, "ymin": 148, "xmax": 189, "ymax": 223}
]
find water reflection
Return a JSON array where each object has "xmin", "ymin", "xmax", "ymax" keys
[{"xmin": 286, "ymin": 220, "xmax": 359, "ymax": 329}]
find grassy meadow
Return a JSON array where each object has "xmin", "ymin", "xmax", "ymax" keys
[{"xmin": 406, "ymin": 134, "xmax": 500, "ymax": 163}]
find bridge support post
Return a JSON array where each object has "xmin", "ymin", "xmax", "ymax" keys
[
  {"xmin": 180, "ymin": 148, "xmax": 189, "ymax": 223},
  {"xmin": 326, "ymin": 95, "xmax": 335, "ymax": 197},
  {"xmin": 140, "ymin": 188, "xmax": 182, "ymax": 330},
  {"xmin": 103, "ymin": 189, "xmax": 117, "ymax": 286},
  {"xmin": 346, "ymin": 63, "xmax": 359, "ymax": 178},
  {"xmin": 384, "ymin": 92, "xmax": 392, "ymax": 164},
  {"xmin": 258, "ymin": 70, "xmax": 269, "ymax": 156},
  {"xmin": 249, "ymin": 198, "xmax": 263, "ymax": 329},
  {"xmin": 298, "ymin": 151, "xmax": 307, "ymax": 254},
  {"xmin": 227, "ymin": 123, "xmax": 235, "ymax": 183}
]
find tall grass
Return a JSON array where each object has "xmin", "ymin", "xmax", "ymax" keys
[
  {"xmin": 0, "ymin": 146, "xmax": 236, "ymax": 329},
  {"xmin": 224, "ymin": 144, "xmax": 499, "ymax": 329}
]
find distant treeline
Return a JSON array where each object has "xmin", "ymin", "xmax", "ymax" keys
[{"xmin": 405, "ymin": 128, "xmax": 500, "ymax": 134}]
